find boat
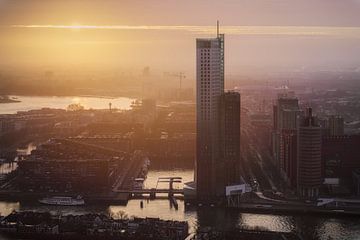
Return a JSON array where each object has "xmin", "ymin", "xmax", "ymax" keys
[{"xmin": 38, "ymin": 196, "xmax": 85, "ymax": 206}]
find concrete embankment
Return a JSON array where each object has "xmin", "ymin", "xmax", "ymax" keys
[{"xmin": 231, "ymin": 202, "xmax": 360, "ymax": 217}]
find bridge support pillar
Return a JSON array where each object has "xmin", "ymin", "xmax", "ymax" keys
[{"xmin": 150, "ymin": 190, "xmax": 156, "ymax": 199}]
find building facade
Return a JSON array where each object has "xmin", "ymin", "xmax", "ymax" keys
[
  {"xmin": 271, "ymin": 94, "xmax": 301, "ymax": 180},
  {"xmin": 280, "ymin": 129, "xmax": 298, "ymax": 188},
  {"xmin": 220, "ymin": 91, "xmax": 241, "ymax": 189},
  {"xmin": 297, "ymin": 108, "xmax": 322, "ymax": 198},
  {"xmin": 326, "ymin": 115, "xmax": 344, "ymax": 136},
  {"xmin": 196, "ymin": 31, "xmax": 225, "ymax": 199},
  {"xmin": 18, "ymin": 158, "xmax": 111, "ymax": 192},
  {"xmin": 17, "ymin": 139, "xmax": 125, "ymax": 193},
  {"xmin": 322, "ymin": 135, "xmax": 360, "ymax": 184}
]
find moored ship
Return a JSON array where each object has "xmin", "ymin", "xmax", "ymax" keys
[{"xmin": 38, "ymin": 196, "xmax": 85, "ymax": 206}]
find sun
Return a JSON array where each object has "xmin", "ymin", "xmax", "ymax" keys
[{"xmin": 69, "ymin": 22, "xmax": 83, "ymax": 31}]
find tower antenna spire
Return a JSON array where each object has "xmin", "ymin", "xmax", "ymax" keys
[{"xmin": 217, "ymin": 20, "xmax": 220, "ymax": 37}]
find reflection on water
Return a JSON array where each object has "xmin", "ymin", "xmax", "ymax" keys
[
  {"xmin": 239, "ymin": 213, "xmax": 294, "ymax": 233},
  {"xmin": 0, "ymin": 169, "xmax": 360, "ymax": 239},
  {"xmin": 313, "ymin": 218, "xmax": 360, "ymax": 240},
  {"xmin": 0, "ymin": 202, "xmax": 20, "ymax": 216},
  {"xmin": 16, "ymin": 143, "xmax": 36, "ymax": 156},
  {"xmin": 0, "ymin": 163, "xmax": 17, "ymax": 174},
  {"xmin": 0, "ymin": 96, "xmax": 134, "ymax": 114},
  {"xmin": 110, "ymin": 199, "xmax": 197, "ymax": 231},
  {"xmin": 144, "ymin": 168, "xmax": 193, "ymax": 189}
]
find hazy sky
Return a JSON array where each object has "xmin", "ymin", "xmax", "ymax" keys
[{"xmin": 1, "ymin": 0, "xmax": 360, "ymax": 75}]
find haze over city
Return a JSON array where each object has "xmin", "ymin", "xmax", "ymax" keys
[{"xmin": 1, "ymin": 0, "xmax": 360, "ymax": 75}]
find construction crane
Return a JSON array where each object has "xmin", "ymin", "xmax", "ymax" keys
[{"xmin": 164, "ymin": 72, "xmax": 186, "ymax": 90}]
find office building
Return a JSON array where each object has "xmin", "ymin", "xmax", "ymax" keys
[
  {"xmin": 280, "ymin": 129, "xmax": 298, "ymax": 188},
  {"xmin": 271, "ymin": 94, "xmax": 301, "ymax": 179},
  {"xmin": 220, "ymin": 91, "xmax": 241, "ymax": 189},
  {"xmin": 297, "ymin": 108, "xmax": 322, "ymax": 198},
  {"xmin": 326, "ymin": 115, "xmax": 344, "ymax": 136},
  {"xmin": 322, "ymin": 135, "xmax": 360, "ymax": 186},
  {"xmin": 275, "ymin": 95, "xmax": 300, "ymax": 130},
  {"xmin": 196, "ymin": 24, "xmax": 225, "ymax": 199}
]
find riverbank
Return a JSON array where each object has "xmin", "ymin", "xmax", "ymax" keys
[{"xmin": 1, "ymin": 189, "xmax": 360, "ymax": 219}]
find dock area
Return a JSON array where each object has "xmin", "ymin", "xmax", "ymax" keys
[{"xmin": 0, "ymin": 139, "xmax": 151, "ymax": 204}]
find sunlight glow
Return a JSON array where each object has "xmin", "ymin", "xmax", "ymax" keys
[{"xmin": 9, "ymin": 25, "xmax": 360, "ymax": 38}]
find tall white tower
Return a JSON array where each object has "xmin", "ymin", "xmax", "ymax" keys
[{"xmin": 196, "ymin": 22, "xmax": 225, "ymax": 199}]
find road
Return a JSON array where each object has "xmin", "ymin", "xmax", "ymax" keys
[{"xmin": 241, "ymin": 120, "xmax": 291, "ymax": 203}]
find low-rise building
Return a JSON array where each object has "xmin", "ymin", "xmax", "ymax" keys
[{"xmin": 17, "ymin": 139, "xmax": 126, "ymax": 193}]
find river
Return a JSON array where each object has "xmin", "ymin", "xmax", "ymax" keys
[
  {"xmin": 0, "ymin": 95, "xmax": 134, "ymax": 114},
  {"xmin": 0, "ymin": 168, "xmax": 359, "ymax": 240}
]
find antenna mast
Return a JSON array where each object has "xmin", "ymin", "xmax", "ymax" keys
[{"xmin": 217, "ymin": 20, "xmax": 219, "ymax": 37}]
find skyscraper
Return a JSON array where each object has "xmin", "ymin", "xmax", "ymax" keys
[
  {"xmin": 196, "ymin": 24, "xmax": 224, "ymax": 199},
  {"xmin": 297, "ymin": 108, "xmax": 322, "ymax": 198},
  {"xmin": 326, "ymin": 115, "xmax": 344, "ymax": 136},
  {"xmin": 271, "ymin": 94, "xmax": 301, "ymax": 178},
  {"xmin": 220, "ymin": 91, "xmax": 241, "ymax": 188},
  {"xmin": 281, "ymin": 129, "xmax": 298, "ymax": 188}
]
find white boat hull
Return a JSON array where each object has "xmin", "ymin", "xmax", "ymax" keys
[{"xmin": 38, "ymin": 197, "xmax": 85, "ymax": 206}]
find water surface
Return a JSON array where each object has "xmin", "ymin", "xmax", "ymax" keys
[{"xmin": 0, "ymin": 96, "xmax": 134, "ymax": 114}]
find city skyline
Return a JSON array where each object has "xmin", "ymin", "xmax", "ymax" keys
[{"xmin": 1, "ymin": 1, "xmax": 360, "ymax": 239}]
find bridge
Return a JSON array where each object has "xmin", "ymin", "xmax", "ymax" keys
[
  {"xmin": 115, "ymin": 176, "xmax": 184, "ymax": 199},
  {"xmin": 114, "ymin": 189, "xmax": 184, "ymax": 195}
]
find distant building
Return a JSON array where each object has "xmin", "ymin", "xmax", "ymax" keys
[
  {"xmin": 220, "ymin": 91, "xmax": 241, "ymax": 189},
  {"xmin": 0, "ymin": 118, "xmax": 14, "ymax": 135},
  {"xmin": 144, "ymin": 133, "xmax": 195, "ymax": 164},
  {"xmin": 280, "ymin": 129, "xmax": 297, "ymax": 188},
  {"xmin": 275, "ymin": 95, "xmax": 300, "ymax": 130},
  {"xmin": 353, "ymin": 169, "xmax": 360, "ymax": 196},
  {"xmin": 271, "ymin": 94, "xmax": 301, "ymax": 179},
  {"xmin": 68, "ymin": 134, "xmax": 135, "ymax": 153},
  {"xmin": 322, "ymin": 135, "xmax": 360, "ymax": 191},
  {"xmin": 297, "ymin": 108, "xmax": 322, "ymax": 198},
  {"xmin": 326, "ymin": 115, "xmax": 344, "ymax": 136}
]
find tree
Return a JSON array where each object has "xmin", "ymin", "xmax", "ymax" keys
[{"xmin": 110, "ymin": 210, "xmax": 128, "ymax": 220}]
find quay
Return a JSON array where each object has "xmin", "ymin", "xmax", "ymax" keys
[
  {"xmin": 229, "ymin": 201, "xmax": 360, "ymax": 217},
  {"xmin": 188, "ymin": 228, "xmax": 302, "ymax": 240},
  {"xmin": 0, "ymin": 190, "xmax": 130, "ymax": 204},
  {"xmin": 0, "ymin": 176, "xmax": 185, "ymax": 204}
]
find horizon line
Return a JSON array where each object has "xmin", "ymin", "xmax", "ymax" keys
[{"xmin": 6, "ymin": 24, "xmax": 360, "ymax": 38}]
